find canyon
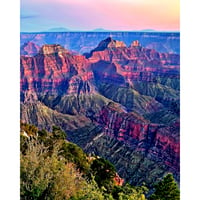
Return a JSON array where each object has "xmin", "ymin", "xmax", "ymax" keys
[
  {"xmin": 20, "ymin": 34, "xmax": 180, "ymax": 187},
  {"xmin": 21, "ymin": 32, "xmax": 180, "ymax": 55}
]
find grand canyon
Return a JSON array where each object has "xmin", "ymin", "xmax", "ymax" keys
[{"xmin": 20, "ymin": 32, "xmax": 180, "ymax": 188}]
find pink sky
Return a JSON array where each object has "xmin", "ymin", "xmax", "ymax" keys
[{"xmin": 21, "ymin": 0, "xmax": 179, "ymax": 32}]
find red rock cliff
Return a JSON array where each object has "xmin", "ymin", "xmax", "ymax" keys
[{"xmin": 98, "ymin": 103, "xmax": 179, "ymax": 174}]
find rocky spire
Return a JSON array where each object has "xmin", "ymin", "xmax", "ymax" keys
[{"xmin": 95, "ymin": 37, "xmax": 127, "ymax": 51}]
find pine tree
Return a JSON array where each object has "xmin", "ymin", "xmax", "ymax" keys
[{"xmin": 149, "ymin": 173, "xmax": 180, "ymax": 200}]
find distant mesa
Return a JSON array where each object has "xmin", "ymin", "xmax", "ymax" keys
[
  {"xmin": 91, "ymin": 28, "xmax": 111, "ymax": 32},
  {"xmin": 47, "ymin": 27, "xmax": 71, "ymax": 32},
  {"xmin": 139, "ymin": 29, "xmax": 156, "ymax": 32},
  {"xmin": 47, "ymin": 27, "xmax": 111, "ymax": 32}
]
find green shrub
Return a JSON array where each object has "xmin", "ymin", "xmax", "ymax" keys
[{"xmin": 20, "ymin": 138, "xmax": 85, "ymax": 200}]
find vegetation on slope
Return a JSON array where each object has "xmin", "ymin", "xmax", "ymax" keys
[{"xmin": 20, "ymin": 123, "xmax": 179, "ymax": 200}]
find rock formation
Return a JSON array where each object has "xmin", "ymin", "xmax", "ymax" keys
[
  {"xmin": 20, "ymin": 42, "xmax": 40, "ymax": 56},
  {"xmin": 20, "ymin": 36, "xmax": 180, "ymax": 187}
]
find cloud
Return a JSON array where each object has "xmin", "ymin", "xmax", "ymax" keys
[
  {"xmin": 20, "ymin": 8, "xmax": 39, "ymax": 20},
  {"xmin": 20, "ymin": 14, "xmax": 38, "ymax": 19}
]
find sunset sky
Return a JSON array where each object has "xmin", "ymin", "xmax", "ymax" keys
[{"xmin": 20, "ymin": 0, "xmax": 179, "ymax": 32}]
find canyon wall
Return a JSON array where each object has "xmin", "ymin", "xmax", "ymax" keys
[{"xmin": 20, "ymin": 35, "xmax": 180, "ymax": 186}]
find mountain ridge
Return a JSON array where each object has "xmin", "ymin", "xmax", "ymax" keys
[{"xmin": 20, "ymin": 32, "xmax": 180, "ymax": 55}]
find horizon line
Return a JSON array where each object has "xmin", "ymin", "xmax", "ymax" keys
[{"xmin": 20, "ymin": 30, "xmax": 180, "ymax": 33}]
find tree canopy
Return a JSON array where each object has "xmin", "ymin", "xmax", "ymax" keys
[{"xmin": 149, "ymin": 173, "xmax": 180, "ymax": 200}]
